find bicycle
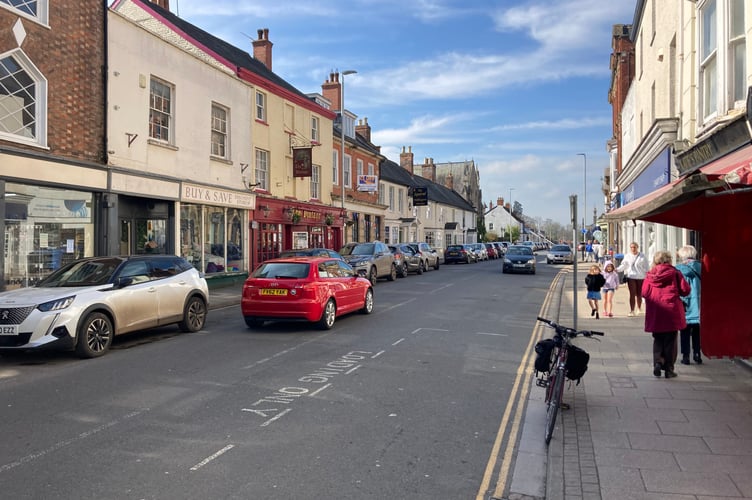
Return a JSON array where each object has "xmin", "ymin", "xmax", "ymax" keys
[{"xmin": 535, "ymin": 316, "xmax": 604, "ymax": 444}]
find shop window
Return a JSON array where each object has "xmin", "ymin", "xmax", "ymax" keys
[
  {"xmin": 205, "ymin": 209, "xmax": 225, "ymax": 273},
  {"xmin": 180, "ymin": 204, "xmax": 246, "ymax": 274},
  {"xmin": 258, "ymin": 223, "xmax": 282, "ymax": 263},
  {"xmin": 4, "ymin": 184, "xmax": 92, "ymax": 288},
  {"xmin": 0, "ymin": 50, "xmax": 47, "ymax": 147}
]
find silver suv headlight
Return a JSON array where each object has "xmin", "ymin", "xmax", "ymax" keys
[{"xmin": 37, "ymin": 295, "xmax": 76, "ymax": 312}]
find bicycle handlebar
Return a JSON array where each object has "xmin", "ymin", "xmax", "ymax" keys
[{"xmin": 537, "ymin": 316, "xmax": 605, "ymax": 337}]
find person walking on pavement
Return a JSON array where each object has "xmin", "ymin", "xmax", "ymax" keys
[
  {"xmin": 585, "ymin": 264, "xmax": 606, "ymax": 319},
  {"xmin": 617, "ymin": 242, "xmax": 650, "ymax": 316},
  {"xmin": 642, "ymin": 251, "xmax": 691, "ymax": 378},
  {"xmin": 601, "ymin": 261, "xmax": 619, "ymax": 317},
  {"xmin": 585, "ymin": 240, "xmax": 594, "ymax": 262},
  {"xmin": 676, "ymin": 245, "xmax": 702, "ymax": 365}
]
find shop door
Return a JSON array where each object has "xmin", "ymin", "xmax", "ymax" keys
[{"xmin": 120, "ymin": 218, "xmax": 167, "ymax": 255}]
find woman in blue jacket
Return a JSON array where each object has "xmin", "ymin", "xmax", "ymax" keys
[{"xmin": 676, "ymin": 245, "xmax": 701, "ymax": 364}]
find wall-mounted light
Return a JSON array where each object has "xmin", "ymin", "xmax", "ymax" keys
[
  {"xmin": 258, "ymin": 204, "xmax": 271, "ymax": 218},
  {"xmin": 284, "ymin": 207, "xmax": 294, "ymax": 220}
]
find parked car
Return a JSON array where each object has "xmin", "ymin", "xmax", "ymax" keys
[
  {"xmin": 389, "ymin": 244, "xmax": 423, "ymax": 277},
  {"xmin": 546, "ymin": 244, "xmax": 574, "ymax": 265},
  {"xmin": 406, "ymin": 242, "xmax": 441, "ymax": 271},
  {"xmin": 339, "ymin": 241, "xmax": 397, "ymax": 285},
  {"xmin": 484, "ymin": 243, "xmax": 499, "ymax": 259},
  {"xmin": 279, "ymin": 248, "xmax": 344, "ymax": 259},
  {"xmin": 444, "ymin": 244, "xmax": 476, "ymax": 264},
  {"xmin": 502, "ymin": 245, "xmax": 537, "ymax": 274},
  {"xmin": 241, "ymin": 257, "xmax": 373, "ymax": 330},
  {"xmin": 0, "ymin": 255, "xmax": 209, "ymax": 358},
  {"xmin": 470, "ymin": 243, "xmax": 488, "ymax": 261},
  {"xmin": 493, "ymin": 242, "xmax": 506, "ymax": 256}
]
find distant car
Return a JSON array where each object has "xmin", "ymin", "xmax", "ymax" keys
[
  {"xmin": 389, "ymin": 244, "xmax": 423, "ymax": 277},
  {"xmin": 484, "ymin": 243, "xmax": 499, "ymax": 259},
  {"xmin": 339, "ymin": 241, "xmax": 397, "ymax": 285},
  {"xmin": 406, "ymin": 242, "xmax": 441, "ymax": 271},
  {"xmin": 503, "ymin": 245, "xmax": 537, "ymax": 274},
  {"xmin": 444, "ymin": 244, "xmax": 476, "ymax": 264},
  {"xmin": 241, "ymin": 257, "xmax": 373, "ymax": 330},
  {"xmin": 470, "ymin": 243, "xmax": 488, "ymax": 261},
  {"xmin": 0, "ymin": 255, "xmax": 209, "ymax": 358},
  {"xmin": 547, "ymin": 244, "xmax": 574, "ymax": 265},
  {"xmin": 278, "ymin": 248, "xmax": 344, "ymax": 259},
  {"xmin": 493, "ymin": 242, "xmax": 506, "ymax": 256}
]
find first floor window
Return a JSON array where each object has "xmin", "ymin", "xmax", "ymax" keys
[
  {"xmin": 310, "ymin": 164, "xmax": 320, "ymax": 200},
  {"xmin": 311, "ymin": 116, "xmax": 319, "ymax": 142},
  {"xmin": 344, "ymin": 155, "xmax": 352, "ymax": 190},
  {"xmin": 0, "ymin": 0, "xmax": 48, "ymax": 24},
  {"xmin": 0, "ymin": 50, "xmax": 46, "ymax": 146},
  {"xmin": 332, "ymin": 150, "xmax": 339, "ymax": 185},
  {"xmin": 150, "ymin": 77, "xmax": 173, "ymax": 142},
  {"xmin": 210, "ymin": 103, "xmax": 228, "ymax": 159},
  {"xmin": 255, "ymin": 91, "xmax": 266, "ymax": 121},
  {"xmin": 255, "ymin": 148, "xmax": 269, "ymax": 190}
]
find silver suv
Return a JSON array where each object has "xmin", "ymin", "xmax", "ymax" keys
[
  {"xmin": 407, "ymin": 242, "xmax": 441, "ymax": 271},
  {"xmin": 339, "ymin": 241, "xmax": 397, "ymax": 285}
]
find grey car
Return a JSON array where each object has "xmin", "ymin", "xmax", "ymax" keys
[
  {"xmin": 546, "ymin": 244, "xmax": 574, "ymax": 264},
  {"xmin": 406, "ymin": 242, "xmax": 441, "ymax": 271},
  {"xmin": 340, "ymin": 241, "xmax": 397, "ymax": 285}
]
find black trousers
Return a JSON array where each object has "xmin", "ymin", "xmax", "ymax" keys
[
  {"xmin": 652, "ymin": 331, "xmax": 678, "ymax": 372},
  {"xmin": 680, "ymin": 323, "xmax": 701, "ymax": 356}
]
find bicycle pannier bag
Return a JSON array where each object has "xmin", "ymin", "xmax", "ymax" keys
[
  {"xmin": 565, "ymin": 345, "xmax": 590, "ymax": 384},
  {"xmin": 534, "ymin": 338, "xmax": 557, "ymax": 374}
]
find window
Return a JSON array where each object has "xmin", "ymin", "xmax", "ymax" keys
[
  {"xmin": 368, "ymin": 162, "xmax": 374, "ymax": 175},
  {"xmin": 149, "ymin": 77, "xmax": 173, "ymax": 143},
  {"xmin": 0, "ymin": 0, "xmax": 48, "ymax": 24},
  {"xmin": 699, "ymin": 0, "xmax": 746, "ymax": 123},
  {"xmin": 211, "ymin": 103, "xmax": 228, "ymax": 159},
  {"xmin": 255, "ymin": 148, "xmax": 269, "ymax": 190},
  {"xmin": 310, "ymin": 164, "xmax": 320, "ymax": 200},
  {"xmin": 255, "ymin": 91, "xmax": 266, "ymax": 122},
  {"xmin": 357, "ymin": 159, "xmax": 364, "ymax": 178},
  {"xmin": 311, "ymin": 116, "xmax": 319, "ymax": 143},
  {"xmin": 332, "ymin": 150, "xmax": 339, "ymax": 185},
  {"xmin": 389, "ymin": 186, "xmax": 395, "ymax": 211},
  {"xmin": 398, "ymin": 188, "xmax": 404, "ymax": 212},
  {"xmin": 0, "ymin": 50, "xmax": 46, "ymax": 146},
  {"xmin": 344, "ymin": 155, "xmax": 352, "ymax": 190},
  {"xmin": 378, "ymin": 182, "xmax": 385, "ymax": 204}
]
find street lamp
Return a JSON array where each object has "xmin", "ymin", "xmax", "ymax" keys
[
  {"xmin": 340, "ymin": 70, "xmax": 357, "ymax": 210},
  {"xmin": 577, "ymin": 153, "xmax": 587, "ymax": 239},
  {"xmin": 508, "ymin": 187, "xmax": 515, "ymax": 241}
]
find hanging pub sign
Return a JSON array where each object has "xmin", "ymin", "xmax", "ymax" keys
[
  {"xmin": 293, "ymin": 147, "xmax": 313, "ymax": 177},
  {"xmin": 412, "ymin": 186, "xmax": 428, "ymax": 206},
  {"xmin": 357, "ymin": 174, "xmax": 378, "ymax": 192}
]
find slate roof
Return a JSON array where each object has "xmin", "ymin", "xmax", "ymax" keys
[
  {"xmin": 134, "ymin": 0, "xmax": 321, "ymax": 108},
  {"xmin": 379, "ymin": 159, "xmax": 476, "ymax": 212}
]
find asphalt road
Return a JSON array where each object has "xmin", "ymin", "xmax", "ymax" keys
[{"xmin": 0, "ymin": 256, "xmax": 559, "ymax": 500}]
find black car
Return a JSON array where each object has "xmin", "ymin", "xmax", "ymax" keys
[
  {"xmin": 444, "ymin": 244, "xmax": 476, "ymax": 264},
  {"xmin": 502, "ymin": 245, "xmax": 537, "ymax": 274},
  {"xmin": 279, "ymin": 248, "xmax": 343, "ymax": 259}
]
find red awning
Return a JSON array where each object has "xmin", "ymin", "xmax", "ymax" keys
[{"xmin": 699, "ymin": 143, "xmax": 752, "ymax": 184}]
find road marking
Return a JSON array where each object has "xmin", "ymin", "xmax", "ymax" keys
[
  {"xmin": 308, "ymin": 383, "xmax": 332, "ymax": 397},
  {"xmin": 391, "ymin": 339, "xmax": 404, "ymax": 346},
  {"xmin": 477, "ymin": 272, "xmax": 561, "ymax": 499},
  {"xmin": 259, "ymin": 408, "xmax": 292, "ymax": 427},
  {"xmin": 475, "ymin": 332, "xmax": 509, "ymax": 337},
  {"xmin": 375, "ymin": 298, "xmax": 415, "ymax": 314},
  {"xmin": 372, "ymin": 350, "xmax": 387, "ymax": 357},
  {"xmin": 411, "ymin": 327, "xmax": 449, "ymax": 335},
  {"xmin": 345, "ymin": 364, "xmax": 361, "ymax": 375},
  {"xmin": 190, "ymin": 444, "xmax": 235, "ymax": 471},
  {"xmin": 0, "ymin": 408, "xmax": 149, "ymax": 474}
]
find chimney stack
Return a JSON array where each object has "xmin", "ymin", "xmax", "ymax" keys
[
  {"xmin": 400, "ymin": 146, "xmax": 414, "ymax": 175},
  {"xmin": 150, "ymin": 0, "xmax": 170, "ymax": 9},
  {"xmin": 252, "ymin": 28, "xmax": 273, "ymax": 71},
  {"xmin": 445, "ymin": 172, "xmax": 454, "ymax": 190},
  {"xmin": 421, "ymin": 157, "xmax": 436, "ymax": 182},
  {"xmin": 355, "ymin": 117, "xmax": 371, "ymax": 142},
  {"xmin": 322, "ymin": 72, "xmax": 341, "ymax": 112},
  {"xmin": 497, "ymin": 197, "xmax": 504, "ymax": 207}
]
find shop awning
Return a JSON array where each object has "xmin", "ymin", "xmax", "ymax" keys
[{"xmin": 444, "ymin": 222, "xmax": 458, "ymax": 230}]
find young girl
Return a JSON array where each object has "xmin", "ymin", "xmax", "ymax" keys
[
  {"xmin": 602, "ymin": 262, "xmax": 620, "ymax": 317},
  {"xmin": 585, "ymin": 264, "xmax": 606, "ymax": 319}
]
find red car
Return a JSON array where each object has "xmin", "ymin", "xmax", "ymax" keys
[{"xmin": 241, "ymin": 257, "xmax": 374, "ymax": 329}]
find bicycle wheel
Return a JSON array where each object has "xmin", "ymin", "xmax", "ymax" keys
[{"xmin": 545, "ymin": 368, "xmax": 565, "ymax": 444}]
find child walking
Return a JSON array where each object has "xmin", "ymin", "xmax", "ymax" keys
[
  {"xmin": 601, "ymin": 262, "xmax": 620, "ymax": 317},
  {"xmin": 585, "ymin": 264, "xmax": 606, "ymax": 319}
]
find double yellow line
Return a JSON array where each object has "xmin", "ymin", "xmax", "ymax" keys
[{"xmin": 475, "ymin": 271, "xmax": 564, "ymax": 499}]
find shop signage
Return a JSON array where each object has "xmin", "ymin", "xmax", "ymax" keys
[
  {"xmin": 182, "ymin": 183, "xmax": 254, "ymax": 208},
  {"xmin": 675, "ymin": 117, "xmax": 751, "ymax": 175},
  {"xmin": 357, "ymin": 174, "xmax": 378, "ymax": 192},
  {"xmin": 412, "ymin": 187, "xmax": 428, "ymax": 206},
  {"xmin": 622, "ymin": 148, "xmax": 670, "ymax": 205}
]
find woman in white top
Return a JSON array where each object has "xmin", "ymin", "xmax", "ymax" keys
[{"xmin": 616, "ymin": 241, "xmax": 650, "ymax": 316}]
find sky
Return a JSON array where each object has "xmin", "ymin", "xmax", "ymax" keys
[{"xmin": 172, "ymin": 0, "xmax": 637, "ymax": 226}]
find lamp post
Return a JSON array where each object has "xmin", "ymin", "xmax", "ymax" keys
[
  {"xmin": 577, "ymin": 153, "xmax": 587, "ymax": 240},
  {"xmin": 508, "ymin": 187, "xmax": 515, "ymax": 241},
  {"xmin": 340, "ymin": 70, "xmax": 357, "ymax": 211}
]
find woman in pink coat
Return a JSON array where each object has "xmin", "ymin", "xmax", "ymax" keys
[{"xmin": 642, "ymin": 251, "xmax": 690, "ymax": 379}]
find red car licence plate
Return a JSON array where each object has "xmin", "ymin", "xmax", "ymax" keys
[{"xmin": 260, "ymin": 289, "xmax": 288, "ymax": 296}]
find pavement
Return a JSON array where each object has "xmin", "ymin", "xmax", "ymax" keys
[{"xmin": 205, "ymin": 263, "xmax": 752, "ymax": 500}]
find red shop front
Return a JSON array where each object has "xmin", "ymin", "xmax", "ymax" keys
[{"xmin": 250, "ymin": 198, "xmax": 345, "ymax": 269}]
